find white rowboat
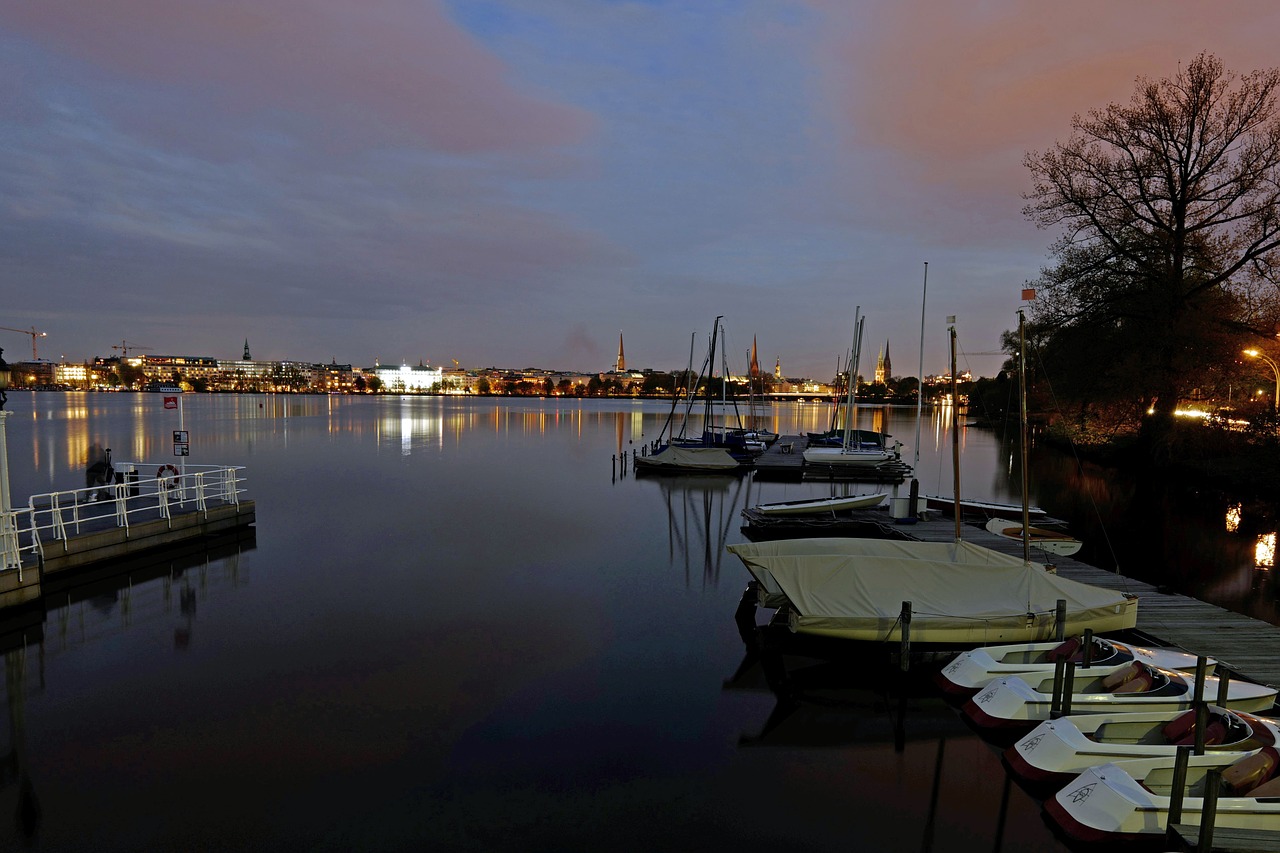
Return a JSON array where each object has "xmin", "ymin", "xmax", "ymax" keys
[{"xmin": 936, "ymin": 635, "xmax": 1211, "ymax": 698}]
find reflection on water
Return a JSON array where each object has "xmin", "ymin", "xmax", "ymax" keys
[{"xmin": 0, "ymin": 394, "xmax": 1273, "ymax": 850}]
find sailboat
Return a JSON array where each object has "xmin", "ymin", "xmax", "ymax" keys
[
  {"xmin": 725, "ymin": 317, "xmax": 1138, "ymax": 645},
  {"xmin": 802, "ymin": 308, "xmax": 902, "ymax": 468},
  {"xmin": 636, "ymin": 317, "xmax": 756, "ymax": 473}
]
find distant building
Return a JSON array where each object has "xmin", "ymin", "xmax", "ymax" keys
[{"xmin": 370, "ymin": 362, "xmax": 443, "ymax": 393}]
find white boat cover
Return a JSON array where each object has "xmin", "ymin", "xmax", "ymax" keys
[
  {"xmin": 637, "ymin": 445, "xmax": 740, "ymax": 470},
  {"xmin": 726, "ymin": 538, "xmax": 1137, "ymax": 642}
]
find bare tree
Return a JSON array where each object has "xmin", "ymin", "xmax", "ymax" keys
[{"xmin": 1024, "ymin": 52, "xmax": 1280, "ymax": 446}]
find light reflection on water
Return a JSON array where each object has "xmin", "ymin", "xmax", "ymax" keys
[{"xmin": 0, "ymin": 392, "xmax": 1270, "ymax": 850}]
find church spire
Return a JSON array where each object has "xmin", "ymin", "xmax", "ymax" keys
[
  {"xmin": 749, "ymin": 336, "xmax": 760, "ymax": 378},
  {"xmin": 243, "ymin": 338, "xmax": 251, "ymax": 360},
  {"xmin": 615, "ymin": 331, "xmax": 625, "ymax": 372}
]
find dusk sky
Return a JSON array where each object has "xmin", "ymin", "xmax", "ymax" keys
[{"xmin": 3, "ymin": 1, "xmax": 1279, "ymax": 379}]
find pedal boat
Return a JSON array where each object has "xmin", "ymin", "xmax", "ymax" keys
[
  {"xmin": 936, "ymin": 635, "xmax": 1211, "ymax": 699},
  {"xmin": 1045, "ymin": 746, "xmax": 1280, "ymax": 844},
  {"xmin": 1005, "ymin": 705, "xmax": 1279, "ymax": 790},
  {"xmin": 962, "ymin": 661, "xmax": 1278, "ymax": 736}
]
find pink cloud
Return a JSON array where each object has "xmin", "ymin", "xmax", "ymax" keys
[
  {"xmin": 7, "ymin": 0, "xmax": 593, "ymax": 154},
  {"xmin": 810, "ymin": 0, "xmax": 1280, "ymax": 187}
]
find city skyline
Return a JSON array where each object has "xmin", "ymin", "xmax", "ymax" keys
[{"xmin": 3, "ymin": 2, "xmax": 1278, "ymax": 377}]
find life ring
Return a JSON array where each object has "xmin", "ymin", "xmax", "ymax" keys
[{"xmin": 156, "ymin": 464, "xmax": 180, "ymax": 490}]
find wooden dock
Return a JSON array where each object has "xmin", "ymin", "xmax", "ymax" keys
[{"xmin": 897, "ymin": 512, "xmax": 1280, "ymax": 688}]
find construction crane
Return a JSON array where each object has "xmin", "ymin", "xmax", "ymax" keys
[
  {"xmin": 112, "ymin": 341, "xmax": 154, "ymax": 357},
  {"xmin": 0, "ymin": 325, "xmax": 48, "ymax": 360}
]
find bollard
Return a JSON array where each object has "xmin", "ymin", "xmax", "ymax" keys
[
  {"xmin": 899, "ymin": 601, "xmax": 912, "ymax": 672},
  {"xmin": 1055, "ymin": 599, "xmax": 1066, "ymax": 642},
  {"xmin": 907, "ymin": 478, "xmax": 920, "ymax": 521},
  {"xmin": 1062, "ymin": 661, "xmax": 1075, "ymax": 716},
  {"xmin": 127, "ymin": 468, "xmax": 139, "ymax": 498}
]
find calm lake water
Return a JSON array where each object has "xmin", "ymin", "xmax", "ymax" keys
[{"xmin": 0, "ymin": 392, "xmax": 1270, "ymax": 851}]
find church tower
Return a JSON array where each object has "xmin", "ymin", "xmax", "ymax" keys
[
  {"xmin": 243, "ymin": 338, "xmax": 252, "ymax": 360},
  {"xmin": 775, "ymin": 357, "xmax": 781, "ymax": 380},
  {"xmin": 615, "ymin": 332, "xmax": 625, "ymax": 373},
  {"xmin": 749, "ymin": 336, "xmax": 761, "ymax": 378}
]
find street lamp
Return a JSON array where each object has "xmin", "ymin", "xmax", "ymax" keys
[{"xmin": 1243, "ymin": 349, "xmax": 1280, "ymax": 415}]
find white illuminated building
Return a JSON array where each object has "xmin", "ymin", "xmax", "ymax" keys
[{"xmin": 372, "ymin": 363, "xmax": 443, "ymax": 393}]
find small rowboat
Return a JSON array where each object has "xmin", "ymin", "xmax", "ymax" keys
[
  {"xmin": 1045, "ymin": 747, "xmax": 1280, "ymax": 843},
  {"xmin": 1005, "ymin": 705, "xmax": 1279, "ymax": 790},
  {"xmin": 935, "ymin": 635, "xmax": 1211, "ymax": 698},
  {"xmin": 963, "ymin": 663, "xmax": 1278, "ymax": 736},
  {"xmin": 923, "ymin": 495, "xmax": 1048, "ymax": 520},
  {"xmin": 750, "ymin": 492, "xmax": 888, "ymax": 516},
  {"xmin": 984, "ymin": 518, "xmax": 1083, "ymax": 556}
]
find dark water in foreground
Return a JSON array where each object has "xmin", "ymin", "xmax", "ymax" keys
[{"xmin": 0, "ymin": 393, "xmax": 1269, "ymax": 851}]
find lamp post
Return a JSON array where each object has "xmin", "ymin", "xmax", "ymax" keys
[
  {"xmin": 1243, "ymin": 349, "xmax": 1280, "ymax": 415},
  {"xmin": 0, "ymin": 347, "xmax": 17, "ymax": 570}
]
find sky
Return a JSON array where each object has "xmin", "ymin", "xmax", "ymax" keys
[{"xmin": 3, "ymin": 1, "xmax": 1279, "ymax": 380}]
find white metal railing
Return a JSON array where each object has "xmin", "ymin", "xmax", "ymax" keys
[{"xmin": 4, "ymin": 463, "xmax": 248, "ymax": 571}]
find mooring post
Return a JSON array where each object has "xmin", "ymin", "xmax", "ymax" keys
[
  {"xmin": 1061, "ymin": 661, "xmax": 1075, "ymax": 716},
  {"xmin": 1081, "ymin": 628, "xmax": 1093, "ymax": 668},
  {"xmin": 1054, "ymin": 599, "xmax": 1066, "ymax": 642},
  {"xmin": 1165, "ymin": 745, "xmax": 1191, "ymax": 842},
  {"xmin": 1194, "ymin": 656, "xmax": 1209, "ymax": 755},
  {"xmin": 1050, "ymin": 657, "xmax": 1065, "ymax": 718},
  {"xmin": 899, "ymin": 601, "xmax": 912, "ymax": 672},
  {"xmin": 1216, "ymin": 667, "xmax": 1231, "ymax": 708},
  {"xmin": 1198, "ymin": 767, "xmax": 1221, "ymax": 853}
]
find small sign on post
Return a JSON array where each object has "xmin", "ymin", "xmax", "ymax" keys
[{"xmin": 173, "ymin": 429, "xmax": 190, "ymax": 457}]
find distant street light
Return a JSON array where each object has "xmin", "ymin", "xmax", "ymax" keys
[{"xmin": 1243, "ymin": 348, "xmax": 1280, "ymax": 415}]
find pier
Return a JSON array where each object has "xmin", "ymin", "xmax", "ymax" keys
[{"xmin": 0, "ymin": 461, "xmax": 254, "ymax": 612}]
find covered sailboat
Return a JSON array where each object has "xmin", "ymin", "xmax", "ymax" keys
[{"xmin": 726, "ymin": 537, "xmax": 1135, "ymax": 644}]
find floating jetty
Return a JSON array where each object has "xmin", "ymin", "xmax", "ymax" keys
[
  {"xmin": 1, "ymin": 461, "xmax": 254, "ymax": 612},
  {"xmin": 752, "ymin": 434, "xmax": 911, "ymax": 482}
]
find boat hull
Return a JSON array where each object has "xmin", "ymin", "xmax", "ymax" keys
[
  {"xmin": 963, "ymin": 670, "xmax": 1278, "ymax": 736},
  {"xmin": 801, "ymin": 447, "xmax": 897, "ymax": 466},
  {"xmin": 936, "ymin": 638, "xmax": 1211, "ymax": 697},
  {"xmin": 984, "ymin": 518, "xmax": 1083, "ymax": 556},
  {"xmin": 1004, "ymin": 707, "xmax": 1277, "ymax": 789},
  {"xmin": 751, "ymin": 492, "xmax": 888, "ymax": 516},
  {"xmin": 1046, "ymin": 753, "xmax": 1280, "ymax": 842}
]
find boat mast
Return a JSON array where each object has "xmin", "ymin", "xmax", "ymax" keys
[
  {"xmin": 842, "ymin": 308, "xmax": 863, "ymax": 451},
  {"xmin": 913, "ymin": 262, "xmax": 928, "ymax": 471},
  {"xmin": 950, "ymin": 320, "xmax": 962, "ymax": 541},
  {"xmin": 704, "ymin": 316, "xmax": 723, "ymax": 435},
  {"xmin": 1018, "ymin": 310, "xmax": 1031, "ymax": 563}
]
